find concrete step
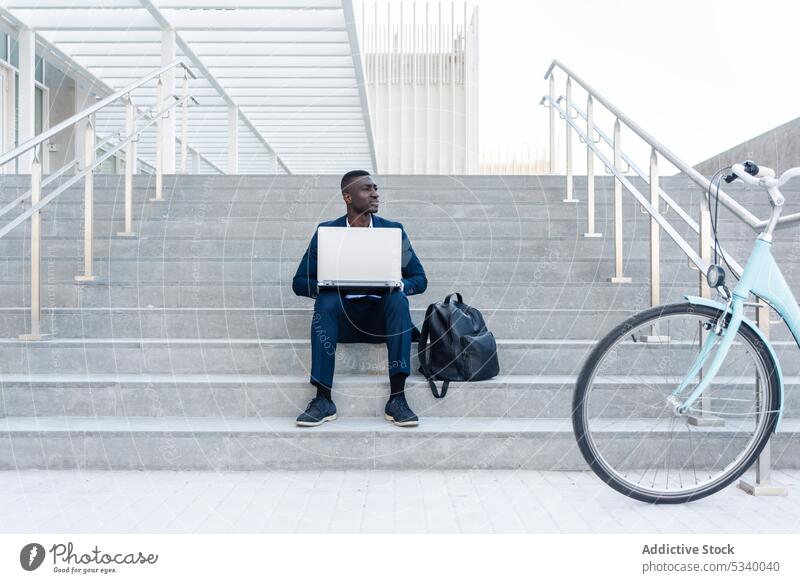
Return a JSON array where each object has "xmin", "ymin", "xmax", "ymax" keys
[
  {"xmin": 0, "ymin": 182, "xmax": 786, "ymax": 223},
  {"xmin": 0, "ymin": 281, "xmax": 700, "ymax": 309},
  {"xmin": 2, "ymin": 212, "xmax": 783, "ymax": 243},
  {"xmin": 0, "ymin": 373, "xmax": 554, "ymax": 418},
  {"xmin": 7, "ymin": 194, "xmax": 780, "ymax": 228},
  {"xmin": 1, "ymin": 305, "xmax": 797, "ymax": 342},
  {"xmin": 3, "ymin": 256, "xmax": 796, "ymax": 285},
  {"xmin": 0, "ymin": 233, "xmax": 797, "ymax": 266},
  {"xmin": 2, "ymin": 415, "xmax": 799, "ymax": 470},
  {"xmin": 3, "ymin": 174, "xmax": 794, "ymax": 208},
  {"xmin": 0, "ymin": 306, "xmax": 647, "ymax": 341},
  {"xmin": 12, "ymin": 183, "xmax": 799, "ymax": 214},
  {"xmin": 1, "ymin": 171, "xmax": 797, "ymax": 474},
  {"xmin": 1, "ymin": 177, "xmax": 787, "ymax": 209},
  {"xmin": 0, "ymin": 338, "xmax": 798, "ymax": 376},
  {"xmin": 3, "ymin": 373, "xmax": 800, "ymax": 419},
  {"xmin": 3, "ymin": 175, "xmax": 798, "ymax": 207},
  {"xmin": 0, "ymin": 373, "xmax": 576, "ymax": 419}
]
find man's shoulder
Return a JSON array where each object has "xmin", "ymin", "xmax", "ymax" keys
[
  {"xmin": 374, "ymin": 215, "xmax": 403, "ymax": 229},
  {"xmin": 315, "ymin": 214, "xmax": 403, "ymax": 229},
  {"xmin": 317, "ymin": 216, "xmax": 346, "ymax": 228}
]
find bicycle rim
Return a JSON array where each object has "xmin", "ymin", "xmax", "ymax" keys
[{"xmin": 575, "ymin": 303, "xmax": 778, "ymax": 502}]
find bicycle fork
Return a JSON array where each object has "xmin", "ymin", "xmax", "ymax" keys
[{"xmin": 668, "ymin": 298, "xmax": 745, "ymax": 415}]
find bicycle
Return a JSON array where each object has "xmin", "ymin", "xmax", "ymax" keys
[{"xmin": 573, "ymin": 160, "xmax": 800, "ymax": 503}]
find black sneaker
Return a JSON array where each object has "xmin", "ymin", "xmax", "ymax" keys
[
  {"xmin": 384, "ymin": 397, "xmax": 419, "ymax": 427},
  {"xmin": 296, "ymin": 396, "xmax": 337, "ymax": 427}
]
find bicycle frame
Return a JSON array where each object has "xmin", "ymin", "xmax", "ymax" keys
[{"xmin": 675, "ymin": 236, "xmax": 800, "ymax": 430}]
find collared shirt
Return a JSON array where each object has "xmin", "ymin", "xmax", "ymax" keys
[
  {"xmin": 344, "ymin": 214, "xmax": 383, "ymax": 300},
  {"xmin": 346, "ymin": 214, "xmax": 373, "ymax": 229}
]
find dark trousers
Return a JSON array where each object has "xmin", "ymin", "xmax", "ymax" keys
[{"xmin": 310, "ymin": 288, "xmax": 413, "ymax": 388}]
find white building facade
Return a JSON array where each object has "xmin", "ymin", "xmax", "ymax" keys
[
  {"xmin": 359, "ymin": 1, "xmax": 479, "ymax": 174},
  {"xmin": 0, "ymin": 0, "xmax": 384, "ymax": 176}
]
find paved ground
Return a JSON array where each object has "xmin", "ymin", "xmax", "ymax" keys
[{"xmin": 1, "ymin": 469, "xmax": 799, "ymax": 533}]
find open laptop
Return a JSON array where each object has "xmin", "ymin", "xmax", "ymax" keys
[{"xmin": 317, "ymin": 226, "xmax": 402, "ymax": 289}]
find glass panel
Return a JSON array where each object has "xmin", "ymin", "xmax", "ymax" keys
[
  {"xmin": 14, "ymin": 73, "xmax": 18, "ymax": 145},
  {"xmin": 9, "ymin": 39, "xmax": 18, "ymax": 68},
  {"xmin": 35, "ymin": 56, "xmax": 43, "ymax": 83},
  {"xmin": 14, "ymin": 72, "xmax": 18, "ymax": 172},
  {"xmin": 35, "ymin": 86, "xmax": 43, "ymax": 135},
  {"xmin": 0, "ymin": 69, "xmax": 5, "ymax": 157},
  {"xmin": 0, "ymin": 32, "xmax": 8, "ymax": 62}
]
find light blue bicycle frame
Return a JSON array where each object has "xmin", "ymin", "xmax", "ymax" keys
[{"xmin": 673, "ymin": 236, "xmax": 800, "ymax": 430}]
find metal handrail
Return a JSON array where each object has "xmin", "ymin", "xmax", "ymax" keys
[
  {"xmin": 0, "ymin": 160, "xmax": 76, "ymax": 221},
  {"xmin": 555, "ymin": 95, "xmax": 745, "ymax": 276},
  {"xmin": 0, "ymin": 95, "xmax": 190, "ymax": 241},
  {"xmin": 1, "ymin": 62, "xmax": 204, "ymax": 341},
  {"xmin": 544, "ymin": 60, "xmax": 763, "ymax": 228},
  {"xmin": 0, "ymin": 59, "xmax": 195, "ymax": 169},
  {"xmin": 0, "ymin": 107, "xmax": 159, "ymax": 222},
  {"xmin": 543, "ymin": 60, "xmax": 788, "ymax": 492},
  {"xmin": 545, "ymin": 95, "xmax": 709, "ymax": 273}
]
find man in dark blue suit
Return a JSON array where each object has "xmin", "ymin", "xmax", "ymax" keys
[{"xmin": 292, "ymin": 170, "xmax": 427, "ymax": 427}]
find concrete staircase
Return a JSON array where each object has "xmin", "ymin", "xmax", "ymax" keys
[{"xmin": 1, "ymin": 173, "xmax": 799, "ymax": 470}]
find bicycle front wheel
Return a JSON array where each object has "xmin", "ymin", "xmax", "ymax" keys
[{"xmin": 573, "ymin": 302, "xmax": 780, "ymax": 504}]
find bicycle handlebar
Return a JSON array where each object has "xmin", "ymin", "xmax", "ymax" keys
[
  {"xmin": 713, "ymin": 160, "xmax": 800, "ymax": 237},
  {"xmin": 724, "ymin": 160, "xmax": 763, "ymax": 184},
  {"xmin": 725, "ymin": 160, "xmax": 800, "ymax": 190},
  {"xmin": 777, "ymin": 166, "xmax": 800, "ymax": 187}
]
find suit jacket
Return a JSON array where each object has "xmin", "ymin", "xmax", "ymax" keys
[{"xmin": 292, "ymin": 213, "xmax": 428, "ymax": 300}]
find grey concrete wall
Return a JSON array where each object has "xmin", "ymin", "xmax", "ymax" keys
[{"xmin": 694, "ymin": 116, "xmax": 800, "ymax": 176}]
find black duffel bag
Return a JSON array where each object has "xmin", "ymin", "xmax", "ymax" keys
[{"xmin": 417, "ymin": 292, "xmax": 500, "ymax": 398}]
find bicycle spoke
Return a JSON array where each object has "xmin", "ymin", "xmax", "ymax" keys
[
  {"xmin": 686, "ymin": 422, "xmax": 698, "ymax": 485},
  {"xmin": 576, "ymin": 304, "xmax": 775, "ymax": 502}
]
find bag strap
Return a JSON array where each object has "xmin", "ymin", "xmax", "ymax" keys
[
  {"xmin": 436, "ymin": 380, "xmax": 451, "ymax": 398},
  {"xmin": 417, "ymin": 303, "xmax": 448, "ymax": 398},
  {"xmin": 417, "ymin": 303, "xmax": 435, "ymax": 384},
  {"xmin": 443, "ymin": 292, "xmax": 463, "ymax": 305}
]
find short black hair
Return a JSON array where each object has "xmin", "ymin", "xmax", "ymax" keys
[{"xmin": 341, "ymin": 169, "xmax": 371, "ymax": 193}]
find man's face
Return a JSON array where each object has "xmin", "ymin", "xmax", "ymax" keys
[{"xmin": 343, "ymin": 175, "xmax": 379, "ymax": 215}]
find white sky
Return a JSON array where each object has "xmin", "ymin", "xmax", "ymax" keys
[{"xmin": 476, "ymin": 0, "xmax": 800, "ymax": 170}]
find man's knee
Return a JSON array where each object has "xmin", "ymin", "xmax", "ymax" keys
[
  {"xmin": 314, "ymin": 290, "xmax": 344, "ymax": 316},
  {"xmin": 383, "ymin": 290, "xmax": 409, "ymax": 310},
  {"xmin": 382, "ymin": 291, "xmax": 411, "ymax": 322}
]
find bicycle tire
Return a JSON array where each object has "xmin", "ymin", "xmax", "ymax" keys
[{"xmin": 573, "ymin": 302, "xmax": 781, "ymax": 504}]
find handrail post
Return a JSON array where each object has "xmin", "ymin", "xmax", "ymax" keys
[
  {"xmin": 131, "ymin": 121, "xmax": 138, "ymax": 175},
  {"xmin": 75, "ymin": 115, "xmax": 98, "ymax": 282},
  {"xmin": 180, "ymin": 72, "xmax": 189, "ymax": 173},
  {"xmin": 698, "ymin": 197, "xmax": 712, "ymax": 299},
  {"xmin": 563, "ymin": 77, "xmax": 577, "ymax": 203},
  {"xmin": 738, "ymin": 300, "xmax": 789, "ymax": 496},
  {"xmin": 641, "ymin": 149, "xmax": 667, "ymax": 342},
  {"xmin": 609, "ymin": 119, "xmax": 631, "ymax": 283},
  {"xmin": 20, "ymin": 147, "xmax": 42, "ymax": 341},
  {"xmin": 548, "ymin": 73, "xmax": 556, "ymax": 174},
  {"xmin": 0, "ymin": 59, "xmax": 195, "ymax": 171},
  {"xmin": 584, "ymin": 94, "xmax": 600, "ymax": 237},
  {"xmin": 544, "ymin": 60, "xmax": 764, "ymax": 235},
  {"xmin": 649, "ymin": 148, "xmax": 660, "ymax": 306},
  {"xmin": 192, "ymin": 149, "xmax": 200, "ymax": 174},
  {"xmin": 152, "ymin": 76, "xmax": 165, "ymax": 202},
  {"xmin": 117, "ymin": 94, "xmax": 136, "ymax": 237},
  {"xmin": 689, "ymin": 197, "xmax": 723, "ymax": 425}
]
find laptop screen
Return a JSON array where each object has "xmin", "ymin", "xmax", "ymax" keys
[{"xmin": 317, "ymin": 226, "xmax": 402, "ymax": 287}]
